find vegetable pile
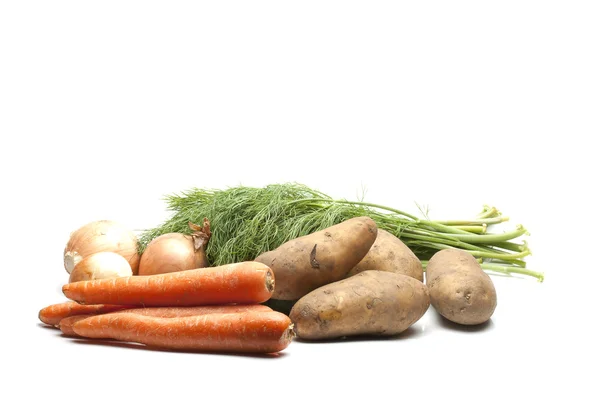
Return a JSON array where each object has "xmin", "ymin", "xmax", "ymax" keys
[
  {"xmin": 39, "ymin": 182, "xmax": 544, "ymax": 355},
  {"xmin": 42, "ymin": 262, "xmax": 293, "ymax": 353}
]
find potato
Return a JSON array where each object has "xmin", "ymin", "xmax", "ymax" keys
[
  {"xmin": 346, "ymin": 229, "xmax": 423, "ymax": 281},
  {"xmin": 255, "ymin": 216, "xmax": 377, "ymax": 301},
  {"xmin": 426, "ymin": 248, "xmax": 497, "ymax": 325},
  {"xmin": 289, "ymin": 270, "xmax": 430, "ymax": 340}
]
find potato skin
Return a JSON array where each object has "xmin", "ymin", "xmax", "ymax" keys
[
  {"xmin": 289, "ymin": 270, "xmax": 430, "ymax": 340},
  {"xmin": 255, "ymin": 216, "xmax": 378, "ymax": 301},
  {"xmin": 426, "ymin": 249, "xmax": 497, "ymax": 325},
  {"xmin": 347, "ymin": 229, "xmax": 423, "ymax": 281}
]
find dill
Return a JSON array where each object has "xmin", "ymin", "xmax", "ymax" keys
[{"xmin": 139, "ymin": 183, "xmax": 543, "ymax": 281}]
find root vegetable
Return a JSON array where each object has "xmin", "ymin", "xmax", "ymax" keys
[
  {"xmin": 71, "ymin": 311, "xmax": 294, "ymax": 353},
  {"xmin": 347, "ymin": 229, "xmax": 423, "ymax": 281},
  {"xmin": 62, "ymin": 261, "xmax": 275, "ymax": 306},
  {"xmin": 58, "ymin": 315, "xmax": 92, "ymax": 336},
  {"xmin": 59, "ymin": 304, "xmax": 273, "ymax": 336},
  {"xmin": 69, "ymin": 252, "xmax": 133, "ymax": 283},
  {"xmin": 255, "ymin": 216, "xmax": 378, "ymax": 301},
  {"xmin": 138, "ymin": 219, "xmax": 211, "ymax": 276},
  {"xmin": 118, "ymin": 304, "xmax": 273, "ymax": 317},
  {"xmin": 426, "ymin": 248, "xmax": 497, "ymax": 325},
  {"xmin": 38, "ymin": 301, "xmax": 132, "ymax": 327},
  {"xmin": 64, "ymin": 220, "xmax": 140, "ymax": 275},
  {"xmin": 290, "ymin": 270, "xmax": 430, "ymax": 340}
]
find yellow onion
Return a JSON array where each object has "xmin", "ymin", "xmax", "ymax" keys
[
  {"xmin": 69, "ymin": 252, "xmax": 133, "ymax": 283},
  {"xmin": 139, "ymin": 219, "xmax": 211, "ymax": 275},
  {"xmin": 64, "ymin": 220, "xmax": 140, "ymax": 275}
]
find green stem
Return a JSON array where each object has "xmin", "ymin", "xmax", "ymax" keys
[
  {"xmin": 448, "ymin": 225, "xmax": 487, "ymax": 233},
  {"xmin": 468, "ymin": 249, "xmax": 531, "ymax": 261},
  {"xmin": 443, "ymin": 226, "xmax": 528, "ymax": 244},
  {"xmin": 480, "ymin": 263, "xmax": 544, "ymax": 282},
  {"xmin": 421, "ymin": 261, "xmax": 544, "ymax": 282},
  {"xmin": 296, "ymin": 199, "xmax": 419, "ymax": 220},
  {"xmin": 486, "ymin": 241, "xmax": 528, "ymax": 253},
  {"xmin": 400, "ymin": 231, "xmax": 488, "ymax": 251},
  {"xmin": 401, "ymin": 228, "xmax": 525, "ymax": 257},
  {"xmin": 292, "ymin": 198, "xmax": 476, "ymax": 235},
  {"xmin": 477, "ymin": 206, "xmax": 500, "ymax": 219},
  {"xmin": 419, "ymin": 242, "xmax": 528, "ymax": 266},
  {"xmin": 432, "ymin": 216, "xmax": 509, "ymax": 226}
]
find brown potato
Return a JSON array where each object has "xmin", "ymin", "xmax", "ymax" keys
[
  {"xmin": 289, "ymin": 270, "xmax": 430, "ymax": 340},
  {"xmin": 347, "ymin": 229, "xmax": 423, "ymax": 281},
  {"xmin": 426, "ymin": 248, "xmax": 497, "ymax": 325},
  {"xmin": 255, "ymin": 216, "xmax": 378, "ymax": 301}
]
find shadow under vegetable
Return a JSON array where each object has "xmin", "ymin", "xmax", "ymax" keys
[
  {"xmin": 66, "ymin": 337, "xmax": 290, "ymax": 358},
  {"xmin": 292, "ymin": 325, "xmax": 424, "ymax": 344},
  {"xmin": 435, "ymin": 313, "xmax": 495, "ymax": 332}
]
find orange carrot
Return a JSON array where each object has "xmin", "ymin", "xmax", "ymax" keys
[
  {"xmin": 62, "ymin": 261, "xmax": 275, "ymax": 306},
  {"xmin": 59, "ymin": 304, "xmax": 273, "ymax": 337},
  {"xmin": 118, "ymin": 304, "xmax": 273, "ymax": 317},
  {"xmin": 59, "ymin": 315, "xmax": 91, "ymax": 336},
  {"xmin": 72, "ymin": 311, "xmax": 294, "ymax": 353},
  {"xmin": 38, "ymin": 301, "xmax": 132, "ymax": 327}
]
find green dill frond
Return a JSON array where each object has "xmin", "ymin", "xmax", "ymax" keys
[{"xmin": 138, "ymin": 182, "xmax": 542, "ymax": 280}]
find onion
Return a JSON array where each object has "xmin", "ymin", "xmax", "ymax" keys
[
  {"xmin": 139, "ymin": 219, "xmax": 211, "ymax": 275},
  {"xmin": 64, "ymin": 220, "xmax": 140, "ymax": 275},
  {"xmin": 69, "ymin": 252, "xmax": 133, "ymax": 283}
]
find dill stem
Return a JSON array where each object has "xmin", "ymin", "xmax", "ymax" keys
[
  {"xmin": 432, "ymin": 216, "xmax": 509, "ymax": 226},
  {"xmin": 291, "ymin": 198, "xmax": 477, "ymax": 235},
  {"xmin": 477, "ymin": 206, "xmax": 499, "ymax": 219},
  {"xmin": 289, "ymin": 198, "xmax": 419, "ymax": 220},
  {"xmin": 421, "ymin": 242, "xmax": 529, "ymax": 265},
  {"xmin": 421, "ymin": 261, "xmax": 544, "ymax": 282},
  {"xmin": 487, "ymin": 241, "xmax": 528, "ymax": 253},
  {"xmin": 441, "ymin": 226, "xmax": 528, "ymax": 244},
  {"xmin": 453, "ymin": 225, "xmax": 487, "ymax": 233},
  {"xmin": 479, "ymin": 263, "xmax": 544, "ymax": 282},
  {"xmin": 399, "ymin": 230, "xmax": 522, "ymax": 256}
]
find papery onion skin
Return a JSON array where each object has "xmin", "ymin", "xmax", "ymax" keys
[
  {"xmin": 64, "ymin": 220, "xmax": 140, "ymax": 275},
  {"xmin": 138, "ymin": 233, "xmax": 209, "ymax": 276},
  {"xmin": 69, "ymin": 252, "xmax": 133, "ymax": 283}
]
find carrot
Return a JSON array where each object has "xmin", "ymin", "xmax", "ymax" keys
[
  {"xmin": 72, "ymin": 311, "xmax": 295, "ymax": 353},
  {"xmin": 117, "ymin": 304, "xmax": 272, "ymax": 317},
  {"xmin": 38, "ymin": 301, "xmax": 132, "ymax": 327},
  {"xmin": 59, "ymin": 304, "xmax": 273, "ymax": 337},
  {"xmin": 59, "ymin": 315, "xmax": 91, "ymax": 336},
  {"xmin": 62, "ymin": 261, "xmax": 275, "ymax": 306}
]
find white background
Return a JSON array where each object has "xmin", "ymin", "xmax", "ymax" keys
[{"xmin": 1, "ymin": 1, "xmax": 598, "ymax": 399}]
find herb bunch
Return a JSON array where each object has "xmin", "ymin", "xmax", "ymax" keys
[{"xmin": 139, "ymin": 183, "xmax": 543, "ymax": 281}]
